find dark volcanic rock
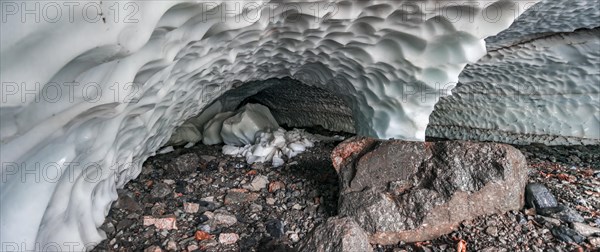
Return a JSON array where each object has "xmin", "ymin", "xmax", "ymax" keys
[
  {"xmin": 150, "ymin": 183, "xmax": 171, "ymax": 199},
  {"xmin": 113, "ymin": 194, "xmax": 142, "ymax": 212},
  {"xmin": 551, "ymin": 226, "xmax": 585, "ymax": 243},
  {"xmin": 169, "ymin": 152, "xmax": 200, "ymax": 174},
  {"xmin": 525, "ymin": 183, "xmax": 559, "ymax": 212},
  {"xmin": 298, "ymin": 217, "xmax": 372, "ymax": 252},
  {"xmin": 334, "ymin": 137, "xmax": 528, "ymax": 244},
  {"xmin": 265, "ymin": 219, "xmax": 285, "ymax": 239},
  {"xmin": 549, "ymin": 207, "xmax": 585, "ymax": 223}
]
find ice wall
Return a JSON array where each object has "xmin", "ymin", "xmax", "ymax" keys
[
  {"xmin": 1, "ymin": 0, "xmax": 532, "ymax": 250},
  {"xmin": 428, "ymin": 0, "xmax": 600, "ymax": 145}
]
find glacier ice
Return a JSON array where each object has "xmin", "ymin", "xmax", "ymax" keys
[{"xmin": 0, "ymin": 0, "xmax": 539, "ymax": 250}]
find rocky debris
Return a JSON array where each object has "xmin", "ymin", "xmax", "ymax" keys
[
  {"xmin": 298, "ymin": 217, "xmax": 372, "ymax": 252},
  {"xmin": 210, "ymin": 211, "xmax": 238, "ymax": 227},
  {"xmin": 195, "ymin": 230, "xmax": 212, "ymax": 241},
  {"xmin": 113, "ymin": 194, "xmax": 142, "ymax": 212},
  {"xmin": 186, "ymin": 243, "xmax": 199, "ymax": 251},
  {"xmin": 265, "ymin": 219, "xmax": 285, "ymax": 239},
  {"xmin": 551, "ymin": 226, "xmax": 585, "ymax": 243},
  {"xmin": 548, "ymin": 207, "xmax": 585, "ymax": 223},
  {"xmin": 183, "ymin": 202, "xmax": 199, "ymax": 213},
  {"xmin": 570, "ymin": 222, "xmax": 600, "ymax": 237},
  {"xmin": 335, "ymin": 138, "xmax": 528, "ymax": 244},
  {"xmin": 590, "ymin": 237, "xmax": 600, "ymax": 247},
  {"xmin": 143, "ymin": 216, "xmax": 177, "ymax": 230},
  {"xmin": 144, "ymin": 245, "xmax": 163, "ymax": 252},
  {"xmin": 166, "ymin": 240, "xmax": 177, "ymax": 251},
  {"xmin": 94, "ymin": 136, "xmax": 599, "ymax": 252},
  {"xmin": 525, "ymin": 183, "xmax": 560, "ymax": 213},
  {"xmin": 151, "ymin": 202, "xmax": 167, "ymax": 215},
  {"xmin": 224, "ymin": 188, "xmax": 260, "ymax": 204},
  {"xmin": 244, "ymin": 175, "xmax": 269, "ymax": 191},
  {"xmin": 218, "ymin": 233, "xmax": 240, "ymax": 245},
  {"xmin": 485, "ymin": 226, "xmax": 498, "ymax": 237},
  {"xmin": 289, "ymin": 233, "xmax": 300, "ymax": 243},
  {"xmin": 150, "ymin": 183, "xmax": 172, "ymax": 198},
  {"xmin": 536, "ymin": 216, "xmax": 561, "ymax": 226},
  {"xmin": 169, "ymin": 152, "xmax": 200, "ymax": 174},
  {"xmin": 515, "ymin": 144, "xmax": 600, "ymax": 169},
  {"xmin": 268, "ymin": 181, "xmax": 285, "ymax": 192},
  {"xmin": 200, "ymin": 155, "xmax": 217, "ymax": 162}
]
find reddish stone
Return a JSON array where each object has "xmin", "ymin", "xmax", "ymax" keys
[
  {"xmin": 195, "ymin": 230, "xmax": 212, "ymax": 241},
  {"xmin": 268, "ymin": 181, "xmax": 285, "ymax": 193},
  {"xmin": 331, "ymin": 137, "xmax": 377, "ymax": 172},
  {"xmin": 143, "ymin": 215, "xmax": 177, "ymax": 230}
]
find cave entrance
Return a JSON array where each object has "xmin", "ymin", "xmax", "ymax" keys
[
  {"xmin": 218, "ymin": 77, "xmax": 356, "ymax": 135},
  {"xmin": 93, "ymin": 77, "xmax": 356, "ymax": 251}
]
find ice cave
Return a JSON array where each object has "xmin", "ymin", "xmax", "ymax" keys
[{"xmin": 1, "ymin": 0, "xmax": 599, "ymax": 251}]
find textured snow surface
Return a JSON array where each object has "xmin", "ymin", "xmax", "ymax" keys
[
  {"xmin": 487, "ymin": 0, "xmax": 600, "ymax": 50},
  {"xmin": 0, "ymin": 0, "xmax": 533, "ymax": 250},
  {"xmin": 429, "ymin": 28, "xmax": 600, "ymax": 145}
]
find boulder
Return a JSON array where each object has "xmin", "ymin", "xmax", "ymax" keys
[
  {"xmin": 297, "ymin": 217, "xmax": 372, "ymax": 252},
  {"xmin": 333, "ymin": 137, "xmax": 528, "ymax": 244},
  {"xmin": 220, "ymin": 103, "xmax": 279, "ymax": 146}
]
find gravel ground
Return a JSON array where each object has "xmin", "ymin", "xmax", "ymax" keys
[
  {"xmin": 92, "ymin": 140, "xmax": 600, "ymax": 252},
  {"xmin": 92, "ymin": 139, "xmax": 341, "ymax": 252}
]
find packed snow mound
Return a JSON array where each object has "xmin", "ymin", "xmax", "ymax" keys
[
  {"xmin": 203, "ymin": 112, "xmax": 236, "ymax": 145},
  {"xmin": 0, "ymin": 0, "xmax": 535, "ymax": 250},
  {"xmin": 168, "ymin": 122, "xmax": 202, "ymax": 146},
  {"xmin": 221, "ymin": 104, "xmax": 279, "ymax": 146},
  {"xmin": 223, "ymin": 128, "xmax": 318, "ymax": 167}
]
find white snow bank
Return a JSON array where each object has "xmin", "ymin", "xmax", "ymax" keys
[
  {"xmin": 221, "ymin": 104, "xmax": 279, "ymax": 146},
  {"xmin": 223, "ymin": 128, "xmax": 318, "ymax": 167}
]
